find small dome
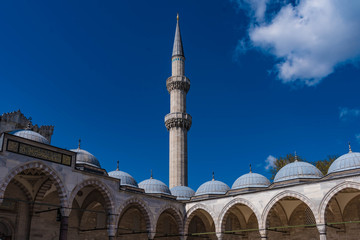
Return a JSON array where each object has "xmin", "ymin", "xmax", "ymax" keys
[
  {"xmin": 195, "ymin": 179, "xmax": 230, "ymax": 196},
  {"xmin": 274, "ymin": 161, "xmax": 323, "ymax": 183},
  {"xmin": 71, "ymin": 147, "xmax": 101, "ymax": 168},
  {"xmin": 11, "ymin": 129, "xmax": 49, "ymax": 144},
  {"xmin": 108, "ymin": 169, "xmax": 138, "ymax": 187},
  {"xmin": 170, "ymin": 186, "xmax": 195, "ymax": 200},
  {"xmin": 328, "ymin": 151, "xmax": 360, "ymax": 174},
  {"xmin": 138, "ymin": 178, "xmax": 171, "ymax": 195},
  {"xmin": 232, "ymin": 172, "xmax": 270, "ymax": 189}
]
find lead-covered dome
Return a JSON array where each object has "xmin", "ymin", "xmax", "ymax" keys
[
  {"xmin": 274, "ymin": 161, "xmax": 323, "ymax": 183},
  {"xmin": 328, "ymin": 147, "xmax": 360, "ymax": 174},
  {"xmin": 232, "ymin": 172, "xmax": 270, "ymax": 189},
  {"xmin": 170, "ymin": 186, "xmax": 195, "ymax": 200},
  {"xmin": 195, "ymin": 175, "xmax": 230, "ymax": 196},
  {"xmin": 71, "ymin": 147, "xmax": 101, "ymax": 168},
  {"xmin": 139, "ymin": 177, "xmax": 171, "ymax": 195},
  {"xmin": 11, "ymin": 129, "xmax": 49, "ymax": 144}
]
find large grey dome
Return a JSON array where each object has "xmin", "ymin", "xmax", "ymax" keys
[
  {"xmin": 11, "ymin": 129, "xmax": 49, "ymax": 144},
  {"xmin": 170, "ymin": 186, "xmax": 195, "ymax": 200},
  {"xmin": 195, "ymin": 179, "xmax": 230, "ymax": 196},
  {"xmin": 138, "ymin": 178, "xmax": 171, "ymax": 195},
  {"xmin": 274, "ymin": 161, "xmax": 323, "ymax": 183},
  {"xmin": 328, "ymin": 150, "xmax": 360, "ymax": 174},
  {"xmin": 71, "ymin": 147, "xmax": 101, "ymax": 168},
  {"xmin": 232, "ymin": 172, "xmax": 270, "ymax": 189}
]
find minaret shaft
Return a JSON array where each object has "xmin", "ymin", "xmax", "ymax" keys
[{"xmin": 165, "ymin": 15, "xmax": 191, "ymax": 189}]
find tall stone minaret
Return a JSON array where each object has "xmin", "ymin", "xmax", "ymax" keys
[{"xmin": 165, "ymin": 14, "xmax": 192, "ymax": 189}]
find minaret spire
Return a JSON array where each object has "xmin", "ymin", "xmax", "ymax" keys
[
  {"xmin": 172, "ymin": 13, "xmax": 184, "ymax": 57},
  {"xmin": 165, "ymin": 14, "xmax": 192, "ymax": 188}
]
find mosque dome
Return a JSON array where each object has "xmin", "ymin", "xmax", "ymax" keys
[
  {"xmin": 328, "ymin": 145, "xmax": 360, "ymax": 174},
  {"xmin": 70, "ymin": 141, "xmax": 101, "ymax": 168},
  {"xmin": 232, "ymin": 170, "xmax": 270, "ymax": 189},
  {"xmin": 195, "ymin": 174, "xmax": 230, "ymax": 196},
  {"xmin": 170, "ymin": 186, "xmax": 195, "ymax": 200},
  {"xmin": 138, "ymin": 176, "xmax": 171, "ymax": 195},
  {"xmin": 108, "ymin": 161, "xmax": 138, "ymax": 187},
  {"xmin": 274, "ymin": 160, "xmax": 323, "ymax": 183},
  {"xmin": 11, "ymin": 129, "xmax": 49, "ymax": 144}
]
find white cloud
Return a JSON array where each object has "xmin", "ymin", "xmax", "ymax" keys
[
  {"xmin": 339, "ymin": 107, "xmax": 360, "ymax": 120},
  {"xmin": 234, "ymin": 0, "xmax": 360, "ymax": 86},
  {"xmin": 356, "ymin": 134, "xmax": 360, "ymax": 143},
  {"xmin": 265, "ymin": 155, "xmax": 276, "ymax": 170}
]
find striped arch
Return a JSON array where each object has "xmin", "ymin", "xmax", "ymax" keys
[
  {"xmin": 218, "ymin": 197, "xmax": 261, "ymax": 233},
  {"xmin": 319, "ymin": 181, "xmax": 360, "ymax": 224},
  {"xmin": 154, "ymin": 204, "xmax": 184, "ymax": 235},
  {"xmin": 184, "ymin": 203, "xmax": 217, "ymax": 235},
  {"xmin": 261, "ymin": 190, "xmax": 318, "ymax": 229},
  {"xmin": 116, "ymin": 197, "xmax": 153, "ymax": 233},
  {"xmin": 0, "ymin": 161, "xmax": 68, "ymax": 208},
  {"xmin": 69, "ymin": 178, "xmax": 115, "ymax": 213}
]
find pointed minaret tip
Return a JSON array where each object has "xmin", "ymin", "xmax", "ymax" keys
[{"xmin": 172, "ymin": 13, "xmax": 184, "ymax": 57}]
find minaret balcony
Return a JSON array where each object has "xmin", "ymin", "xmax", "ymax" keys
[
  {"xmin": 166, "ymin": 76, "xmax": 190, "ymax": 93},
  {"xmin": 164, "ymin": 112, "xmax": 192, "ymax": 131}
]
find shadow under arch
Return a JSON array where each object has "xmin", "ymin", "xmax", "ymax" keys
[
  {"xmin": 154, "ymin": 205, "xmax": 184, "ymax": 239},
  {"xmin": 68, "ymin": 178, "xmax": 115, "ymax": 213},
  {"xmin": 185, "ymin": 204, "xmax": 217, "ymax": 239},
  {"xmin": 116, "ymin": 197, "xmax": 153, "ymax": 239},
  {"xmin": 319, "ymin": 181, "xmax": 360, "ymax": 224},
  {"xmin": 0, "ymin": 161, "xmax": 68, "ymax": 208},
  {"xmin": 218, "ymin": 198, "xmax": 261, "ymax": 237}
]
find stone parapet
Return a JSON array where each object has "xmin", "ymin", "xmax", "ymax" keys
[
  {"xmin": 165, "ymin": 112, "xmax": 192, "ymax": 131},
  {"xmin": 166, "ymin": 76, "xmax": 190, "ymax": 93}
]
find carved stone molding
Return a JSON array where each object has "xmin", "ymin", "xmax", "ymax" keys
[
  {"xmin": 165, "ymin": 112, "xmax": 192, "ymax": 131},
  {"xmin": 166, "ymin": 76, "xmax": 190, "ymax": 93}
]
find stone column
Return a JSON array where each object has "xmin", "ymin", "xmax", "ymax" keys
[
  {"xmin": 216, "ymin": 232, "xmax": 224, "ymax": 240},
  {"xmin": 259, "ymin": 229, "xmax": 267, "ymax": 239},
  {"xmin": 317, "ymin": 224, "xmax": 327, "ymax": 240},
  {"xmin": 59, "ymin": 207, "xmax": 71, "ymax": 240},
  {"xmin": 107, "ymin": 213, "xmax": 117, "ymax": 240},
  {"xmin": 59, "ymin": 215, "xmax": 69, "ymax": 240}
]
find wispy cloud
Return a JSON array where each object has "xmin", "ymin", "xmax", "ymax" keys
[
  {"xmin": 233, "ymin": 0, "xmax": 360, "ymax": 86},
  {"xmin": 265, "ymin": 155, "xmax": 276, "ymax": 170},
  {"xmin": 356, "ymin": 134, "xmax": 360, "ymax": 143},
  {"xmin": 339, "ymin": 107, "xmax": 360, "ymax": 120}
]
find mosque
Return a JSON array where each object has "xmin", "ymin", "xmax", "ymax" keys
[{"xmin": 1, "ymin": 15, "xmax": 360, "ymax": 240}]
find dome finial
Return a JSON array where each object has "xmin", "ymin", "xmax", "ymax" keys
[
  {"xmin": 212, "ymin": 171, "xmax": 215, "ymax": 181},
  {"xmin": 249, "ymin": 164, "xmax": 252, "ymax": 173},
  {"xmin": 294, "ymin": 151, "xmax": 298, "ymax": 162},
  {"xmin": 116, "ymin": 160, "xmax": 119, "ymax": 171},
  {"xmin": 150, "ymin": 169, "xmax": 153, "ymax": 179},
  {"xmin": 25, "ymin": 117, "xmax": 32, "ymax": 130},
  {"xmin": 78, "ymin": 139, "xmax": 81, "ymax": 149},
  {"xmin": 349, "ymin": 142, "xmax": 352, "ymax": 153}
]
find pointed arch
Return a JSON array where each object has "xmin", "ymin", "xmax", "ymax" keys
[
  {"xmin": 218, "ymin": 198, "xmax": 261, "ymax": 233},
  {"xmin": 154, "ymin": 204, "xmax": 184, "ymax": 235},
  {"xmin": 116, "ymin": 197, "xmax": 153, "ymax": 233},
  {"xmin": 69, "ymin": 178, "xmax": 115, "ymax": 213},
  {"xmin": 319, "ymin": 181, "xmax": 360, "ymax": 223},
  {"xmin": 261, "ymin": 190, "xmax": 318, "ymax": 229},
  {"xmin": 184, "ymin": 203, "xmax": 216, "ymax": 236},
  {"xmin": 0, "ymin": 161, "xmax": 68, "ymax": 208}
]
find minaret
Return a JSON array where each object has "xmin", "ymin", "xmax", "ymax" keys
[{"xmin": 165, "ymin": 14, "xmax": 192, "ymax": 188}]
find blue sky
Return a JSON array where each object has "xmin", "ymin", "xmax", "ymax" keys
[{"xmin": 1, "ymin": 0, "xmax": 360, "ymax": 191}]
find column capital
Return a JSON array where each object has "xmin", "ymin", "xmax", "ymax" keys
[{"xmin": 166, "ymin": 76, "xmax": 190, "ymax": 93}]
